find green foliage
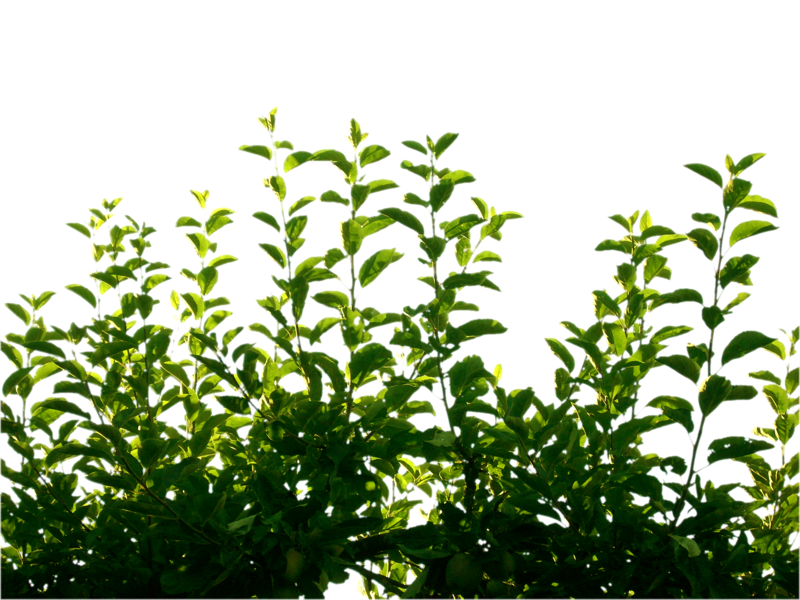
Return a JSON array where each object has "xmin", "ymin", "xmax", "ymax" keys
[{"xmin": 1, "ymin": 112, "xmax": 797, "ymax": 600}]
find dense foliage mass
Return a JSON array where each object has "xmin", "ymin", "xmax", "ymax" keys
[{"xmin": 1, "ymin": 111, "xmax": 797, "ymax": 598}]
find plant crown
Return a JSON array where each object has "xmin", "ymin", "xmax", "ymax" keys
[{"xmin": 1, "ymin": 110, "xmax": 797, "ymax": 598}]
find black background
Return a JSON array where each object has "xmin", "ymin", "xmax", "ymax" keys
[{"xmin": 0, "ymin": 105, "xmax": 800, "ymax": 580}]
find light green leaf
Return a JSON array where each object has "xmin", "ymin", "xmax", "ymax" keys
[
  {"xmin": 729, "ymin": 220, "xmax": 777, "ymax": 246},
  {"xmin": 239, "ymin": 145, "xmax": 272, "ymax": 160},
  {"xmin": 259, "ymin": 244, "xmax": 286, "ymax": 269},
  {"xmin": 359, "ymin": 249, "xmax": 403, "ymax": 287}
]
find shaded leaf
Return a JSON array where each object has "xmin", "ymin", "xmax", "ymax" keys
[{"xmin": 721, "ymin": 331, "xmax": 776, "ymax": 366}]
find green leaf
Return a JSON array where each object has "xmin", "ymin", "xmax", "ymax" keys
[
  {"xmin": 400, "ymin": 160, "xmax": 431, "ymax": 181},
  {"xmin": 313, "ymin": 291, "xmax": 349, "ymax": 310},
  {"xmin": 647, "ymin": 396, "xmax": 694, "ymax": 411},
  {"xmin": 429, "ymin": 180, "xmax": 455, "ymax": 212},
  {"xmin": 186, "ymin": 232, "xmax": 211, "ymax": 259},
  {"xmin": 289, "ymin": 196, "xmax": 316, "ymax": 216},
  {"xmin": 763, "ymin": 384, "xmax": 789, "ymax": 414},
  {"xmin": 449, "ymin": 355, "xmax": 493, "ymax": 397},
  {"xmin": 1, "ymin": 342, "xmax": 23, "ymax": 369},
  {"xmin": 669, "ymin": 535, "xmax": 702, "ymax": 558},
  {"xmin": 686, "ymin": 228, "xmax": 718, "ymax": 260},
  {"xmin": 180, "ymin": 293, "xmax": 205, "ymax": 320},
  {"xmin": 472, "ymin": 250, "xmax": 501, "ymax": 263},
  {"xmin": 444, "ymin": 214, "xmax": 483, "ymax": 240},
  {"xmin": 265, "ymin": 175, "xmax": 286, "ymax": 201},
  {"xmin": 644, "ymin": 255, "xmax": 669, "ymax": 284},
  {"xmin": 440, "ymin": 170, "xmax": 476, "ymax": 186},
  {"xmin": 160, "ymin": 360, "xmax": 192, "ymax": 388},
  {"xmin": 419, "ymin": 236, "xmax": 446, "ymax": 262},
  {"xmin": 717, "ymin": 329, "xmax": 780, "ymax": 371},
  {"xmin": 442, "ymin": 271, "xmax": 492, "ymax": 290},
  {"xmin": 458, "ymin": 319, "xmax": 507, "ymax": 339},
  {"xmin": 5, "ymin": 303, "xmax": 30, "ymax": 325},
  {"xmin": 719, "ymin": 255, "xmax": 759, "ymax": 289},
  {"xmin": 684, "ymin": 163, "xmax": 723, "ymax": 188},
  {"xmin": 67, "ymin": 222, "xmax": 91, "ymax": 238},
  {"xmin": 729, "ymin": 220, "xmax": 777, "ymax": 246},
  {"xmin": 727, "ymin": 385, "xmax": 758, "ymax": 401},
  {"xmin": 378, "ymin": 208, "xmax": 424, "ymax": 235},
  {"xmin": 545, "ymin": 338, "xmax": 575, "ymax": 372},
  {"xmin": 28, "ymin": 398, "xmax": 94, "ymax": 421},
  {"xmin": 215, "ymin": 395, "xmax": 250, "ymax": 415},
  {"xmin": 708, "ymin": 436, "xmax": 773, "ymax": 464},
  {"xmin": 592, "ymin": 290, "xmax": 621, "ymax": 318},
  {"xmin": 609, "ymin": 214, "xmax": 631, "ymax": 232},
  {"xmin": 656, "ymin": 355, "xmax": 700, "ymax": 384},
  {"xmin": 470, "ymin": 197, "xmax": 489, "ymax": 219},
  {"xmin": 208, "ymin": 255, "xmax": 237, "ymax": 269},
  {"xmin": 639, "ymin": 225, "xmax": 675, "ymax": 239},
  {"xmin": 603, "ymin": 322, "xmax": 627, "ymax": 356},
  {"xmin": 359, "ymin": 249, "xmax": 403, "ymax": 287},
  {"xmin": 649, "ymin": 288, "xmax": 703, "ymax": 311},
  {"xmin": 651, "ymin": 325, "xmax": 693, "ymax": 344},
  {"xmin": 360, "ymin": 144, "xmax": 390, "ymax": 168},
  {"xmin": 434, "ymin": 132, "xmax": 458, "ymax": 158},
  {"xmin": 310, "ymin": 317, "xmax": 342, "ymax": 345},
  {"xmin": 341, "ymin": 219, "xmax": 364, "ymax": 255},
  {"xmin": 733, "ymin": 153, "xmax": 766, "ymax": 176},
  {"xmin": 86, "ymin": 471, "xmax": 136, "ymax": 491},
  {"xmin": 259, "ymin": 244, "xmax": 286, "ymax": 269},
  {"xmin": 691, "ymin": 212, "xmax": 722, "ymax": 231},
  {"xmin": 285, "ymin": 215, "xmax": 308, "ymax": 241},
  {"xmin": 655, "ymin": 234, "xmax": 687, "ymax": 248},
  {"xmin": 699, "ymin": 375, "xmax": 732, "ymax": 416},
  {"xmin": 350, "ymin": 343, "xmax": 393, "ymax": 388},
  {"xmin": 639, "ymin": 210, "xmax": 653, "ymax": 232},
  {"xmin": 402, "ymin": 140, "xmax": 427, "ymax": 155},
  {"xmin": 176, "ymin": 216, "xmax": 202, "ymax": 228},
  {"xmin": 283, "ymin": 150, "xmax": 312, "ymax": 172},
  {"xmin": 32, "ymin": 291, "xmax": 56, "ymax": 310},
  {"xmin": 253, "ymin": 211, "xmax": 280, "ymax": 232},
  {"xmin": 723, "ymin": 178, "xmax": 752, "ymax": 210},
  {"xmin": 239, "ymin": 144, "xmax": 272, "ymax": 160},
  {"xmin": 19, "ymin": 341, "xmax": 66, "ymax": 360},
  {"xmin": 319, "ymin": 190, "xmax": 348, "ymax": 206},
  {"xmin": 190, "ymin": 190, "xmax": 209, "ymax": 209},
  {"xmin": 701, "ymin": 306, "xmax": 725, "ymax": 330},
  {"xmin": 737, "ymin": 195, "xmax": 777, "ymax": 218},
  {"xmin": 196, "ymin": 267, "xmax": 219, "ymax": 295},
  {"xmin": 362, "ymin": 215, "xmax": 395, "ymax": 237},
  {"xmin": 205, "ymin": 208, "xmax": 234, "ymax": 236},
  {"xmin": 763, "ymin": 339, "xmax": 786, "ymax": 360},
  {"xmin": 455, "ymin": 236, "xmax": 472, "ymax": 267},
  {"xmin": 3, "ymin": 367, "xmax": 33, "ymax": 396},
  {"xmin": 90, "ymin": 341, "xmax": 137, "ymax": 365}
]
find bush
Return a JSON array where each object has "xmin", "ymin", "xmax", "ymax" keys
[{"xmin": 1, "ymin": 110, "xmax": 797, "ymax": 598}]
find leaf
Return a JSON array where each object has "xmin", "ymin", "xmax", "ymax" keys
[
  {"xmin": 181, "ymin": 293, "xmax": 205, "ymax": 320},
  {"xmin": 208, "ymin": 255, "xmax": 237, "ymax": 269},
  {"xmin": 402, "ymin": 140, "xmax": 427, "ymax": 155},
  {"xmin": 160, "ymin": 360, "xmax": 192, "ymax": 388},
  {"xmin": 603, "ymin": 322, "xmax": 627, "ymax": 356},
  {"xmin": 455, "ymin": 236, "xmax": 472, "ymax": 267},
  {"xmin": 90, "ymin": 341, "xmax": 137, "ymax": 365},
  {"xmin": 400, "ymin": 160, "xmax": 431, "ymax": 181},
  {"xmin": 444, "ymin": 214, "xmax": 483, "ymax": 240},
  {"xmin": 350, "ymin": 343, "xmax": 393, "ymax": 388},
  {"xmin": 719, "ymin": 254, "xmax": 759, "ymax": 289},
  {"xmin": 239, "ymin": 144, "xmax": 272, "ymax": 160},
  {"xmin": 190, "ymin": 189, "xmax": 209, "ymax": 209},
  {"xmin": 289, "ymin": 196, "xmax": 316, "ymax": 216},
  {"xmin": 440, "ymin": 170, "xmax": 476, "ymax": 186},
  {"xmin": 472, "ymin": 250, "xmax": 501, "ymax": 263},
  {"xmin": 265, "ymin": 175, "xmax": 286, "ymax": 201},
  {"xmin": 727, "ymin": 385, "xmax": 758, "ymax": 401},
  {"xmin": 449, "ymin": 355, "xmax": 493, "ymax": 397},
  {"xmin": 458, "ymin": 319, "xmax": 507, "ymax": 339},
  {"xmin": 362, "ymin": 215, "xmax": 395, "ymax": 237},
  {"xmin": 644, "ymin": 255, "xmax": 669, "ymax": 284},
  {"xmin": 723, "ymin": 178, "xmax": 752, "ymax": 210},
  {"xmin": 647, "ymin": 396, "xmax": 694, "ymax": 411},
  {"xmin": 763, "ymin": 339, "xmax": 786, "ymax": 360},
  {"xmin": 763, "ymin": 384, "xmax": 789, "ymax": 415},
  {"xmin": 67, "ymin": 222, "xmax": 91, "ymax": 238},
  {"xmin": 341, "ymin": 220, "xmax": 364, "ymax": 255},
  {"xmin": 733, "ymin": 153, "xmax": 766, "ymax": 176},
  {"xmin": 404, "ymin": 192, "xmax": 428, "ymax": 207},
  {"xmin": 429, "ymin": 180, "xmax": 455, "ymax": 212},
  {"xmin": 699, "ymin": 375, "xmax": 732, "ymax": 416},
  {"xmin": 252, "ymin": 211, "xmax": 280, "ymax": 232},
  {"xmin": 686, "ymin": 228, "xmax": 718, "ymax": 260},
  {"xmin": 649, "ymin": 288, "xmax": 703, "ymax": 311},
  {"xmin": 708, "ymin": 436, "xmax": 773, "ymax": 464},
  {"xmin": 215, "ymin": 395, "xmax": 250, "ymax": 415},
  {"xmin": 442, "ymin": 271, "xmax": 493, "ymax": 290},
  {"xmin": 668, "ymin": 535, "xmax": 702, "ymax": 558},
  {"xmin": 691, "ymin": 212, "xmax": 722, "ymax": 231},
  {"xmin": 656, "ymin": 355, "xmax": 700, "ymax": 384},
  {"xmin": 176, "ymin": 216, "xmax": 202, "ymax": 228},
  {"xmin": 685, "ymin": 163, "xmax": 722, "ymax": 188},
  {"xmin": 310, "ymin": 317, "xmax": 342, "ymax": 345},
  {"xmin": 19, "ymin": 341, "xmax": 66, "ymax": 359},
  {"xmin": 639, "ymin": 225, "xmax": 675, "ymax": 239},
  {"xmin": 3, "ymin": 368, "xmax": 33, "ymax": 396},
  {"xmin": 434, "ymin": 132, "xmax": 458, "ymax": 158},
  {"xmin": 359, "ymin": 144, "xmax": 390, "ymax": 168},
  {"xmin": 721, "ymin": 331, "xmax": 776, "ymax": 366},
  {"xmin": 737, "ymin": 195, "xmax": 777, "ymax": 218},
  {"xmin": 196, "ymin": 267, "xmax": 219, "ymax": 295},
  {"xmin": 313, "ymin": 291, "xmax": 350, "ymax": 309},
  {"xmin": 5, "ymin": 303, "xmax": 30, "ymax": 325},
  {"xmin": 359, "ymin": 249, "xmax": 403, "ymax": 287},
  {"xmin": 592, "ymin": 290, "xmax": 621, "ymax": 318},
  {"xmin": 729, "ymin": 220, "xmax": 777, "ymax": 246},
  {"xmin": 651, "ymin": 325, "xmax": 693, "ymax": 344},
  {"xmin": 259, "ymin": 244, "xmax": 286, "ymax": 269},
  {"xmin": 545, "ymin": 338, "xmax": 575, "ymax": 372},
  {"xmin": 639, "ymin": 210, "xmax": 653, "ymax": 232}
]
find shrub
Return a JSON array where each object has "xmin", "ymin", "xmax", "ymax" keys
[{"xmin": 1, "ymin": 110, "xmax": 797, "ymax": 598}]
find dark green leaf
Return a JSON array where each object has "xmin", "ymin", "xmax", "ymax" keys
[
  {"xmin": 350, "ymin": 343, "xmax": 393, "ymax": 388},
  {"xmin": 701, "ymin": 306, "xmax": 725, "ymax": 330},
  {"xmin": 359, "ymin": 144, "xmax": 390, "ymax": 168},
  {"xmin": 691, "ymin": 212, "xmax": 722, "ymax": 231},
  {"xmin": 5, "ymin": 303, "xmax": 30, "ymax": 325},
  {"xmin": 449, "ymin": 355, "xmax": 493, "ymax": 397},
  {"xmin": 649, "ymin": 288, "xmax": 703, "ymax": 311},
  {"xmin": 359, "ymin": 249, "xmax": 403, "ymax": 287},
  {"xmin": 215, "ymin": 395, "xmax": 250, "ymax": 415},
  {"xmin": 647, "ymin": 396, "xmax": 694, "ymax": 411},
  {"xmin": 733, "ymin": 153, "xmax": 766, "ymax": 176},
  {"xmin": 545, "ymin": 338, "xmax": 575, "ymax": 372},
  {"xmin": 341, "ymin": 219, "xmax": 363, "ymax": 255},
  {"xmin": 699, "ymin": 375, "xmax": 732, "ymax": 416},
  {"xmin": 651, "ymin": 325, "xmax": 693, "ymax": 344},
  {"xmin": 719, "ymin": 254, "xmax": 759, "ymax": 289},
  {"xmin": 723, "ymin": 178, "xmax": 752, "ymax": 209},
  {"xmin": 763, "ymin": 384, "xmax": 789, "ymax": 414},
  {"xmin": 313, "ymin": 291, "xmax": 349, "ymax": 309},
  {"xmin": 362, "ymin": 215, "xmax": 395, "ymax": 237},
  {"xmin": 259, "ymin": 244, "xmax": 286, "ymax": 269},
  {"xmin": 19, "ymin": 341, "xmax": 66, "ymax": 360},
  {"xmin": 643, "ymin": 255, "xmax": 669, "ymax": 283},
  {"xmin": 253, "ymin": 211, "xmax": 280, "ymax": 232},
  {"xmin": 400, "ymin": 160, "xmax": 431, "ymax": 181},
  {"xmin": 684, "ymin": 163, "xmax": 723, "ymax": 188},
  {"xmin": 419, "ymin": 236, "xmax": 446, "ymax": 262},
  {"xmin": 458, "ymin": 319, "xmax": 506, "ymax": 339},
  {"xmin": 442, "ymin": 271, "xmax": 492, "ymax": 290},
  {"xmin": 686, "ymin": 228, "xmax": 718, "ymax": 260},
  {"xmin": 727, "ymin": 385, "xmax": 758, "ymax": 401},
  {"xmin": 289, "ymin": 196, "xmax": 316, "ymax": 216},
  {"xmin": 320, "ymin": 190, "xmax": 349, "ymax": 205},
  {"xmin": 708, "ymin": 436, "xmax": 773, "ymax": 464},
  {"xmin": 429, "ymin": 180, "xmax": 455, "ymax": 212},
  {"xmin": 656, "ymin": 355, "xmax": 700, "ymax": 384},
  {"xmin": 67, "ymin": 222, "xmax": 91, "ymax": 238},
  {"xmin": 433, "ymin": 132, "xmax": 458, "ymax": 158},
  {"xmin": 402, "ymin": 140, "xmax": 427, "ymax": 155},
  {"xmin": 91, "ymin": 340, "xmax": 137, "ymax": 365},
  {"xmin": 721, "ymin": 331, "xmax": 776, "ymax": 366},
  {"xmin": 737, "ymin": 195, "xmax": 777, "ymax": 218},
  {"xmin": 378, "ymin": 208, "xmax": 424, "ymax": 235},
  {"xmin": 403, "ymin": 192, "xmax": 428, "ymax": 207},
  {"xmin": 3, "ymin": 368, "xmax": 33, "ymax": 396}
]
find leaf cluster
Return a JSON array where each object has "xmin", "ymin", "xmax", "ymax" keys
[{"xmin": 1, "ymin": 117, "xmax": 797, "ymax": 599}]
